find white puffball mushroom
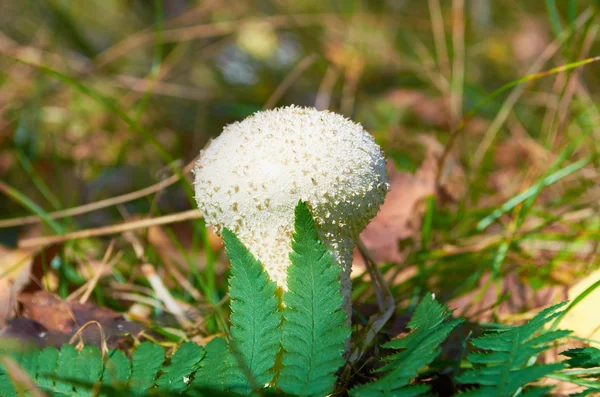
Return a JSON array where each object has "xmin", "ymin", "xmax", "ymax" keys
[{"xmin": 193, "ymin": 105, "xmax": 389, "ymax": 319}]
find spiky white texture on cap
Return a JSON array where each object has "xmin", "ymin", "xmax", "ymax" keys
[{"xmin": 193, "ymin": 106, "xmax": 389, "ymax": 316}]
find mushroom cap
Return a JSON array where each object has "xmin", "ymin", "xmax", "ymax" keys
[{"xmin": 193, "ymin": 106, "xmax": 388, "ymax": 287}]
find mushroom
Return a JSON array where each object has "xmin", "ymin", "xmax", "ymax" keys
[{"xmin": 193, "ymin": 105, "xmax": 389, "ymax": 319}]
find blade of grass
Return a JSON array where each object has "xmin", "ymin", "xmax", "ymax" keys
[
  {"xmin": 0, "ymin": 181, "xmax": 64, "ymax": 234},
  {"xmin": 0, "ymin": 157, "xmax": 197, "ymax": 228},
  {"xmin": 568, "ymin": 0, "xmax": 578, "ymax": 25},
  {"xmin": 134, "ymin": 0, "xmax": 164, "ymax": 120},
  {"xmin": 3, "ymin": 55, "xmax": 214, "ymax": 274},
  {"xmin": 43, "ymin": 0, "xmax": 97, "ymax": 58},
  {"xmin": 477, "ymin": 156, "xmax": 591, "ymax": 231},
  {"xmin": 546, "ymin": 0, "xmax": 564, "ymax": 36},
  {"xmin": 551, "ymin": 278, "xmax": 600, "ymax": 330},
  {"xmin": 5, "ymin": 55, "xmax": 173, "ymax": 166},
  {"xmin": 15, "ymin": 150, "xmax": 62, "ymax": 211},
  {"xmin": 437, "ymin": 28, "xmax": 599, "ymax": 186},
  {"xmin": 466, "ymin": 55, "xmax": 600, "ymax": 135}
]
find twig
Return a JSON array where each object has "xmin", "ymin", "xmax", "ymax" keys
[
  {"xmin": 0, "ymin": 357, "xmax": 46, "ymax": 397},
  {"xmin": 142, "ymin": 263, "xmax": 190, "ymax": 327},
  {"xmin": 340, "ymin": 63, "xmax": 363, "ymax": 116},
  {"xmin": 112, "ymin": 74, "xmax": 209, "ymax": 100},
  {"xmin": 428, "ymin": 0, "xmax": 450, "ymax": 80},
  {"xmin": 97, "ymin": 14, "xmax": 336, "ymax": 66},
  {"xmin": 436, "ymin": 8, "xmax": 594, "ymax": 187},
  {"xmin": 349, "ymin": 240, "xmax": 395, "ymax": 364},
  {"xmin": 0, "ymin": 157, "xmax": 197, "ymax": 228},
  {"xmin": 68, "ymin": 321, "xmax": 109, "ymax": 357},
  {"xmin": 314, "ymin": 64, "xmax": 339, "ymax": 110},
  {"xmin": 80, "ymin": 246, "xmax": 122, "ymax": 304},
  {"xmin": 18, "ymin": 210, "xmax": 203, "ymax": 249},
  {"xmin": 263, "ymin": 53, "xmax": 318, "ymax": 110},
  {"xmin": 451, "ymin": 0, "xmax": 465, "ymax": 125}
]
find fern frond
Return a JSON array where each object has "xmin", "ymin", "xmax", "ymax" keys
[
  {"xmin": 0, "ymin": 361, "xmax": 16, "ymax": 397},
  {"xmin": 223, "ymin": 227, "xmax": 282, "ymax": 387},
  {"xmin": 277, "ymin": 201, "xmax": 351, "ymax": 397},
  {"xmin": 37, "ymin": 346, "xmax": 59, "ymax": 389},
  {"xmin": 72, "ymin": 345, "xmax": 103, "ymax": 396},
  {"xmin": 563, "ymin": 347, "xmax": 600, "ymax": 368},
  {"xmin": 55, "ymin": 344, "xmax": 80, "ymax": 393},
  {"xmin": 155, "ymin": 341, "xmax": 204, "ymax": 393},
  {"xmin": 0, "ymin": 340, "xmax": 211, "ymax": 396},
  {"xmin": 101, "ymin": 349, "xmax": 131, "ymax": 396},
  {"xmin": 457, "ymin": 302, "xmax": 569, "ymax": 397},
  {"xmin": 350, "ymin": 293, "xmax": 462, "ymax": 397},
  {"xmin": 557, "ymin": 347, "xmax": 600, "ymax": 397},
  {"xmin": 192, "ymin": 337, "xmax": 247, "ymax": 394},
  {"xmin": 128, "ymin": 341, "xmax": 165, "ymax": 394}
]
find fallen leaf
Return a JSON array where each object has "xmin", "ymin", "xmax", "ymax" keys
[
  {"xmin": 558, "ymin": 268, "xmax": 600, "ymax": 347},
  {"xmin": 357, "ymin": 162, "xmax": 433, "ymax": 264},
  {"xmin": 448, "ymin": 272, "xmax": 566, "ymax": 323},
  {"xmin": 512, "ymin": 17, "xmax": 549, "ymax": 66},
  {"xmin": 0, "ymin": 245, "xmax": 34, "ymax": 327},
  {"xmin": 16, "ymin": 290, "xmax": 142, "ymax": 348},
  {"xmin": 0, "ymin": 317, "xmax": 67, "ymax": 347},
  {"xmin": 356, "ymin": 135, "xmax": 465, "ymax": 266},
  {"xmin": 386, "ymin": 89, "xmax": 451, "ymax": 129}
]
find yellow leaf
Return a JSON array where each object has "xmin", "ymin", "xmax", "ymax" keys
[{"xmin": 559, "ymin": 268, "xmax": 600, "ymax": 347}]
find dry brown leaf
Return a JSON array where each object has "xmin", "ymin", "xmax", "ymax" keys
[
  {"xmin": 14, "ymin": 290, "xmax": 142, "ymax": 348},
  {"xmin": 357, "ymin": 162, "xmax": 434, "ymax": 265},
  {"xmin": 0, "ymin": 245, "xmax": 35, "ymax": 327},
  {"xmin": 356, "ymin": 135, "xmax": 465, "ymax": 266},
  {"xmin": 386, "ymin": 89, "xmax": 451, "ymax": 129},
  {"xmin": 512, "ymin": 18, "xmax": 549, "ymax": 66},
  {"xmin": 448, "ymin": 272, "xmax": 566, "ymax": 323}
]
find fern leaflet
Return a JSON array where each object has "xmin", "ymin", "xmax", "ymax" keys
[
  {"xmin": 350, "ymin": 293, "xmax": 463, "ymax": 397},
  {"xmin": 563, "ymin": 347, "xmax": 600, "ymax": 369},
  {"xmin": 55, "ymin": 344, "xmax": 80, "ymax": 394},
  {"xmin": 72, "ymin": 345, "xmax": 103, "ymax": 396},
  {"xmin": 128, "ymin": 341, "xmax": 165, "ymax": 394},
  {"xmin": 558, "ymin": 347, "xmax": 600, "ymax": 397},
  {"xmin": 277, "ymin": 201, "xmax": 351, "ymax": 397},
  {"xmin": 37, "ymin": 346, "xmax": 59, "ymax": 390},
  {"xmin": 223, "ymin": 227, "xmax": 282, "ymax": 388},
  {"xmin": 155, "ymin": 341, "xmax": 204, "ymax": 393},
  {"xmin": 192, "ymin": 337, "xmax": 247, "ymax": 394},
  {"xmin": 457, "ymin": 302, "xmax": 569, "ymax": 397},
  {"xmin": 101, "ymin": 349, "xmax": 131, "ymax": 396}
]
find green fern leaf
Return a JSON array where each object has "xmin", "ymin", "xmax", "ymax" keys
[
  {"xmin": 0, "ymin": 356, "xmax": 18, "ymax": 397},
  {"xmin": 350, "ymin": 293, "xmax": 462, "ymax": 397},
  {"xmin": 36, "ymin": 346, "xmax": 59, "ymax": 389},
  {"xmin": 517, "ymin": 386, "xmax": 554, "ymax": 397},
  {"xmin": 103, "ymin": 349, "xmax": 131, "ymax": 386},
  {"xmin": 563, "ymin": 347, "xmax": 600, "ymax": 368},
  {"xmin": 277, "ymin": 201, "xmax": 351, "ymax": 397},
  {"xmin": 223, "ymin": 227, "xmax": 282, "ymax": 388},
  {"xmin": 457, "ymin": 302, "xmax": 569, "ymax": 397},
  {"xmin": 128, "ymin": 341, "xmax": 165, "ymax": 394},
  {"xmin": 155, "ymin": 341, "xmax": 204, "ymax": 392},
  {"xmin": 192, "ymin": 337, "xmax": 247, "ymax": 394},
  {"xmin": 0, "ymin": 347, "xmax": 41, "ymax": 397},
  {"xmin": 101, "ymin": 349, "xmax": 131, "ymax": 397},
  {"xmin": 17, "ymin": 348, "xmax": 39, "ymax": 379},
  {"xmin": 560, "ymin": 347, "xmax": 600, "ymax": 397},
  {"xmin": 72, "ymin": 345, "xmax": 103, "ymax": 396},
  {"xmin": 55, "ymin": 344, "xmax": 79, "ymax": 394}
]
